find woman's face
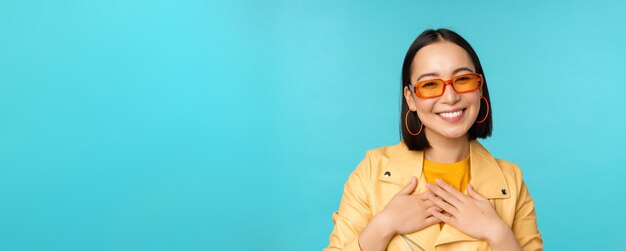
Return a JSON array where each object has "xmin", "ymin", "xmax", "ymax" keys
[{"xmin": 403, "ymin": 41, "xmax": 483, "ymax": 140}]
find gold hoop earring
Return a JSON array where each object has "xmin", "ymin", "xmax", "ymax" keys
[
  {"xmin": 475, "ymin": 96, "xmax": 490, "ymax": 124},
  {"xmin": 405, "ymin": 110, "xmax": 423, "ymax": 136}
]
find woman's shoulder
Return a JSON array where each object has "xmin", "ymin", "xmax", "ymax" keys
[
  {"xmin": 351, "ymin": 143, "xmax": 399, "ymax": 172},
  {"xmin": 494, "ymin": 158, "xmax": 521, "ymax": 171},
  {"xmin": 492, "ymin": 158, "xmax": 527, "ymax": 186},
  {"xmin": 362, "ymin": 142, "xmax": 406, "ymax": 158},
  {"xmin": 357, "ymin": 141, "xmax": 414, "ymax": 170},
  {"xmin": 471, "ymin": 140, "xmax": 525, "ymax": 177},
  {"xmin": 493, "ymin": 157, "xmax": 524, "ymax": 173},
  {"xmin": 349, "ymin": 141, "xmax": 416, "ymax": 180}
]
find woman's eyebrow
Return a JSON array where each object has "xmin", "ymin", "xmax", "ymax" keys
[
  {"xmin": 416, "ymin": 72, "xmax": 438, "ymax": 81},
  {"xmin": 416, "ymin": 67, "xmax": 475, "ymax": 82},
  {"xmin": 452, "ymin": 67, "xmax": 475, "ymax": 75}
]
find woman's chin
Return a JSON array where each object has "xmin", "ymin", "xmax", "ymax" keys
[
  {"xmin": 443, "ymin": 132, "xmax": 467, "ymax": 139},
  {"xmin": 426, "ymin": 119, "xmax": 473, "ymax": 140},
  {"xmin": 435, "ymin": 128, "xmax": 470, "ymax": 139}
]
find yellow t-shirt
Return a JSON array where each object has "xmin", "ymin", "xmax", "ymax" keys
[
  {"xmin": 423, "ymin": 155, "xmax": 471, "ymax": 192},
  {"xmin": 423, "ymin": 155, "xmax": 471, "ymax": 229}
]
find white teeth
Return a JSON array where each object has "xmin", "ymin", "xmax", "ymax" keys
[{"xmin": 439, "ymin": 110, "xmax": 463, "ymax": 118}]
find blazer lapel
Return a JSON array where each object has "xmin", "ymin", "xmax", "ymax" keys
[
  {"xmin": 376, "ymin": 140, "xmax": 512, "ymax": 249},
  {"xmin": 434, "ymin": 140, "xmax": 511, "ymax": 248},
  {"xmin": 468, "ymin": 140, "xmax": 510, "ymax": 200},
  {"xmin": 377, "ymin": 141, "xmax": 440, "ymax": 249},
  {"xmin": 377, "ymin": 140, "xmax": 424, "ymax": 188},
  {"xmin": 376, "ymin": 140, "xmax": 510, "ymax": 199}
]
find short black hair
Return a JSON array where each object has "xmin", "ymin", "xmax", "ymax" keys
[{"xmin": 400, "ymin": 28, "xmax": 492, "ymax": 151}]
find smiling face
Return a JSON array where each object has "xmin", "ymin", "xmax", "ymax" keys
[{"xmin": 403, "ymin": 41, "xmax": 483, "ymax": 141}]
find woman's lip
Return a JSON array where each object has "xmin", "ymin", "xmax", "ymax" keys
[
  {"xmin": 437, "ymin": 108, "xmax": 466, "ymax": 122},
  {"xmin": 436, "ymin": 108, "xmax": 466, "ymax": 114}
]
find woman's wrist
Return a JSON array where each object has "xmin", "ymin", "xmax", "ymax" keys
[
  {"xmin": 370, "ymin": 212, "xmax": 396, "ymax": 238},
  {"xmin": 485, "ymin": 221, "xmax": 509, "ymax": 243},
  {"xmin": 358, "ymin": 212, "xmax": 396, "ymax": 251},
  {"xmin": 485, "ymin": 222, "xmax": 521, "ymax": 251}
]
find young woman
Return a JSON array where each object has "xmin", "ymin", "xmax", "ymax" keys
[{"xmin": 324, "ymin": 29, "xmax": 542, "ymax": 251}]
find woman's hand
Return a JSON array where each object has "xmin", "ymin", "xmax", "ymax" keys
[
  {"xmin": 426, "ymin": 179, "xmax": 513, "ymax": 243},
  {"xmin": 359, "ymin": 177, "xmax": 442, "ymax": 251},
  {"xmin": 377, "ymin": 176, "xmax": 442, "ymax": 235}
]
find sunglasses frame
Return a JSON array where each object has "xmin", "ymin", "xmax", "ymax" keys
[{"xmin": 409, "ymin": 73, "xmax": 483, "ymax": 99}]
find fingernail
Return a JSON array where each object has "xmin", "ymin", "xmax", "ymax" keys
[
  {"xmin": 426, "ymin": 183, "xmax": 433, "ymax": 189},
  {"xmin": 436, "ymin": 178, "xmax": 443, "ymax": 184}
]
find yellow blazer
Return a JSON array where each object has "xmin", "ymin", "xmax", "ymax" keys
[{"xmin": 325, "ymin": 140, "xmax": 542, "ymax": 251}]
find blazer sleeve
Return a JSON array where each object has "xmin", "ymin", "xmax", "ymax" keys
[
  {"xmin": 512, "ymin": 166, "xmax": 544, "ymax": 251},
  {"xmin": 324, "ymin": 152, "xmax": 373, "ymax": 251}
]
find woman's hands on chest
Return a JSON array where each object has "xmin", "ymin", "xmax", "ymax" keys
[
  {"xmin": 426, "ymin": 179, "xmax": 522, "ymax": 251},
  {"xmin": 377, "ymin": 176, "xmax": 444, "ymax": 235},
  {"xmin": 358, "ymin": 176, "xmax": 443, "ymax": 251}
]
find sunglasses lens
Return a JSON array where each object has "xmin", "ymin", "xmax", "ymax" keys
[
  {"xmin": 417, "ymin": 81, "xmax": 444, "ymax": 98},
  {"xmin": 453, "ymin": 75, "xmax": 481, "ymax": 92},
  {"xmin": 414, "ymin": 74, "xmax": 482, "ymax": 98}
]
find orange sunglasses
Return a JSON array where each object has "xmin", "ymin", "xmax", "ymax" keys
[{"xmin": 409, "ymin": 73, "xmax": 483, "ymax": 98}]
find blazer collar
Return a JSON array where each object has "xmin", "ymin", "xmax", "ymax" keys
[
  {"xmin": 378, "ymin": 140, "xmax": 511, "ymax": 248},
  {"xmin": 378, "ymin": 140, "xmax": 510, "ymax": 200}
]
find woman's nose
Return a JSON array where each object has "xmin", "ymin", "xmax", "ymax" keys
[{"xmin": 440, "ymin": 83, "xmax": 461, "ymax": 104}]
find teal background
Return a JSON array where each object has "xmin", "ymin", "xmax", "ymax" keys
[{"xmin": 1, "ymin": 0, "xmax": 625, "ymax": 250}]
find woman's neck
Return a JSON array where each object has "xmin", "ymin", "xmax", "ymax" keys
[{"xmin": 423, "ymin": 130, "xmax": 470, "ymax": 164}]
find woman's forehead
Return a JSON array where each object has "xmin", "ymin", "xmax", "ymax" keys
[{"xmin": 410, "ymin": 41, "xmax": 475, "ymax": 79}]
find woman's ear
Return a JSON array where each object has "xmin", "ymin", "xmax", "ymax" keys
[{"xmin": 403, "ymin": 86, "xmax": 417, "ymax": 111}]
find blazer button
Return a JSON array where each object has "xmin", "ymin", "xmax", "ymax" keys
[
  {"xmin": 384, "ymin": 171, "xmax": 391, "ymax": 177},
  {"xmin": 501, "ymin": 189, "xmax": 507, "ymax": 195}
]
